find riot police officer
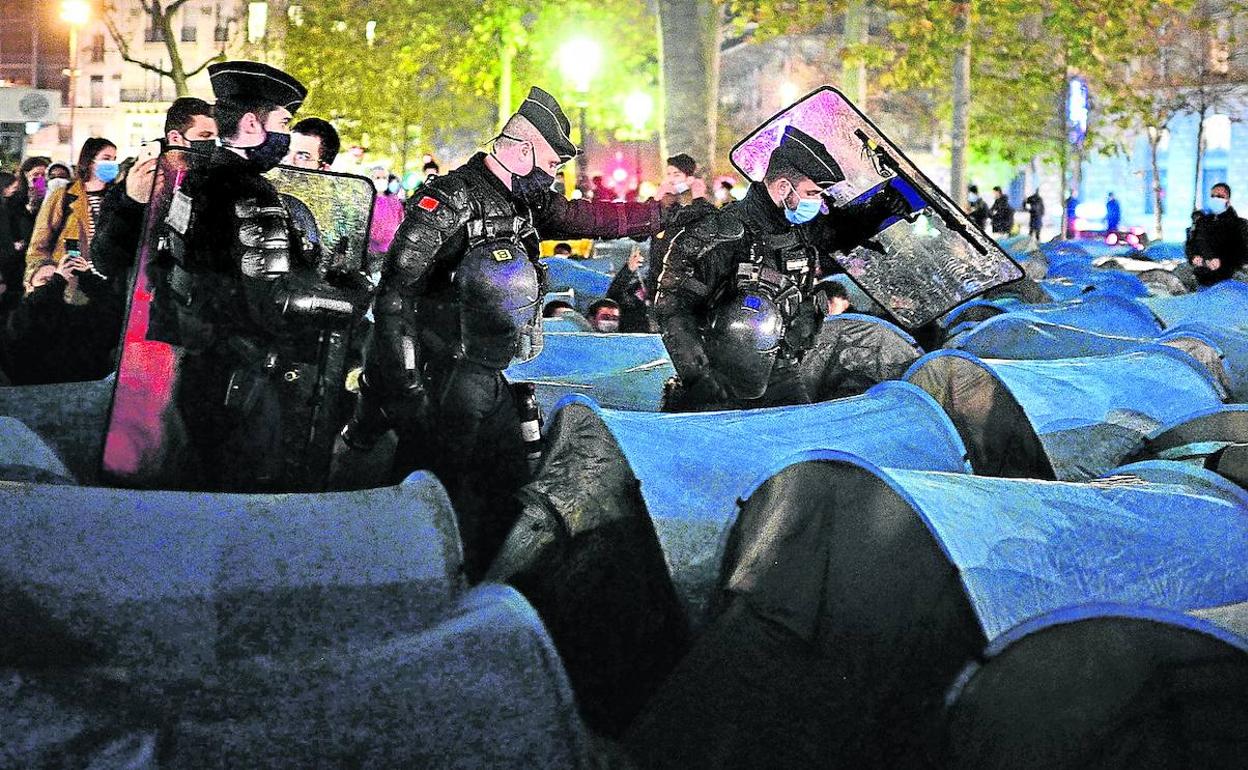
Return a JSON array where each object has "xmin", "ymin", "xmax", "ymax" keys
[
  {"xmin": 341, "ymin": 86, "xmax": 664, "ymax": 579},
  {"xmin": 157, "ymin": 61, "xmax": 361, "ymax": 491},
  {"xmin": 654, "ymin": 126, "xmax": 898, "ymax": 411}
]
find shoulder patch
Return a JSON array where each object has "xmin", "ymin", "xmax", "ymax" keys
[{"xmin": 417, "ymin": 196, "xmax": 439, "ymax": 212}]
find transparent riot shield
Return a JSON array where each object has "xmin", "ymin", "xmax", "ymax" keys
[
  {"xmin": 100, "ymin": 149, "xmax": 374, "ymax": 491},
  {"xmin": 731, "ymin": 86, "xmax": 1024, "ymax": 328}
]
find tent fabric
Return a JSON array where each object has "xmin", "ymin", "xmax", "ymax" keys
[
  {"xmin": 942, "ymin": 607, "xmax": 1248, "ymax": 769},
  {"xmin": 1018, "ymin": 294, "xmax": 1163, "ymax": 337},
  {"xmin": 1040, "ymin": 265, "xmax": 1148, "ymax": 298},
  {"xmin": 542, "ymin": 312, "xmax": 594, "ymax": 333},
  {"xmin": 798, "ymin": 313, "xmax": 924, "ymax": 401},
  {"xmin": 505, "ymin": 332, "xmax": 675, "ymax": 413},
  {"xmin": 948, "ymin": 316, "xmax": 1232, "ymax": 398},
  {"xmin": 628, "ymin": 455, "xmax": 1248, "ymax": 769},
  {"xmin": 0, "ymin": 376, "xmax": 112, "ymax": 484},
  {"xmin": 905, "ymin": 347, "xmax": 1225, "ymax": 479},
  {"xmin": 1126, "ymin": 405, "xmax": 1248, "ymax": 470},
  {"xmin": 0, "ymin": 416, "xmax": 76, "ymax": 484},
  {"xmin": 169, "ymin": 584, "xmax": 590, "ymax": 768},
  {"xmin": 486, "ymin": 401, "xmax": 689, "ymax": 735},
  {"xmin": 543, "ymin": 257, "xmax": 613, "ymax": 313},
  {"xmin": 1143, "ymin": 241, "xmax": 1187, "ymax": 261},
  {"xmin": 1145, "ymin": 279, "xmax": 1248, "ymax": 329},
  {"xmin": 548, "ymin": 382, "xmax": 969, "ymax": 627},
  {"xmin": 0, "ymin": 471, "xmax": 465, "ymax": 673}
]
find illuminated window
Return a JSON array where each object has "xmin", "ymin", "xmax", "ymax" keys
[
  {"xmin": 247, "ymin": 2, "xmax": 268, "ymax": 43},
  {"xmin": 1204, "ymin": 114, "xmax": 1231, "ymax": 151}
]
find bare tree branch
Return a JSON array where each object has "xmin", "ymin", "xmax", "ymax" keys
[
  {"xmin": 185, "ymin": 50, "xmax": 226, "ymax": 79},
  {"xmin": 103, "ymin": 11, "xmax": 173, "ymax": 78}
]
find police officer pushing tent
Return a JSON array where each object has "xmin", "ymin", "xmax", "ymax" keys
[
  {"xmin": 341, "ymin": 85, "xmax": 667, "ymax": 579},
  {"xmin": 151, "ymin": 61, "xmax": 365, "ymax": 491},
  {"xmin": 655, "ymin": 125, "xmax": 884, "ymax": 410}
]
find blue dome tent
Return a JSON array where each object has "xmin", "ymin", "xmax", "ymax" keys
[
  {"xmin": 506, "ymin": 332, "xmax": 675, "ymax": 412},
  {"xmin": 905, "ymin": 347, "xmax": 1224, "ymax": 479},
  {"xmin": 486, "ymin": 384, "xmax": 969, "ymax": 735},
  {"xmin": 0, "ymin": 472, "xmax": 466, "ymax": 672},
  {"xmin": 798, "ymin": 313, "xmax": 925, "ymax": 401},
  {"xmin": 543, "ymin": 257, "xmax": 613, "ymax": 313},
  {"xmin": 941, "ymin": 606, "xmax": 1248, "ymax": 769},
  {"xmin": 625, "ymin": 456, "xmax": 1248, "ymax": 769},
  {"xmin": 1145, "ymin": 280, "xmax": 1248, "ymax": 328},
  {"xmin": 0, "ymin": 376, "xmax": 113, "ymax": 483}
]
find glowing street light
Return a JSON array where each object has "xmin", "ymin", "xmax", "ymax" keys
[
  {"xmin": 558, "ymin": 37, "xmax": 603, "ymax": 94},
  {"xmin": 556, "ymin": 37, "xmax": 602, "ymax": 193},
  {"xmin": 624, "ymin": 91, "xmax": 653, "ymax": 134},
  {"xmin": 61, "ymin": 0, "xmax": 91, "ymax": 152},
  {"xmin": 60, "ymin": 0, "xmax": 90, "ymax": 26}
]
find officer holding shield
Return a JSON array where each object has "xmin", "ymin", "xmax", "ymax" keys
[
  {"xmin": 158, "ymin": 61, "xmax": 360, "ymax": 491},
  {"xmin": 654, "ymin": 126, "xmax": 901, "ymax": 411},
  {"xmin": 342, "ymin": 86, "xmax": 665, "ymax": 579}
]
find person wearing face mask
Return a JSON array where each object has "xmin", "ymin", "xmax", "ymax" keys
[
  {"xmin": 654, "ymin": 125, "xmax": 907, "ymax": 412},
  {"xmin": 587, "ymin": 298, "xmax": 622, "ymax": 333},
  {"xmin": 149, "ymin": 61, "xmax": 362, "ymax": 491},
  {"xmin": 647, "ymin": 153, "xmax": 718, "ymax": 307},
  {"xmin": 965, "ymin": 184, "xmax": 989, "ymax": 232},
  {"xmin": 90, "ymin": 98, "xmax": 219, "ymax": 291},
  {"xmin": 9, "ymin": 156, "xmax": 50, "ymax": 258},
  {"xmin": 25, "ymin": 138, "xmax": 117, "ymax": 305},
  {"xmin": 340, "ymin": 85, "xmax": 667, "ymax": 579},
  {"xmin": 368, "ymin": 165, "xmax": 405, "ymax": 261},
  {"xmin": 1187, "ymin": 183, "xmax": 1248, "ymax": 286}
]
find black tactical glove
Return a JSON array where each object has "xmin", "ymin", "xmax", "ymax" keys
[
  {"xmin": 872, "ymin": 184, "xmax": 913, "ymax": 221},
  {"xmin": 340, "ymin": 375, "xmax": 428, "ymax": 451}
]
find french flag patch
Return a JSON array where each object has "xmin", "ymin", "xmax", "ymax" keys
[{"xmin": 417, "ymin": 196, "xmax": 439, "ymax": 212}]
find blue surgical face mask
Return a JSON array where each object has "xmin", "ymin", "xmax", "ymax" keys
[
  {"xmin": 783, "ymin": 186, "xmax": 822, "ymax": 225},
  {"xmin": 1211, "ymin": 197, "xmax": 1230, "ymax": 214},
  {"xmin": 95, "ymin": 160, "xmax": 120, "ymax": 184}
]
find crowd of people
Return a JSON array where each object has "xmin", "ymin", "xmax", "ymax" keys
[{"xmin": 1, "ymin": 57, "xmax": 1244, "ymax": 579}]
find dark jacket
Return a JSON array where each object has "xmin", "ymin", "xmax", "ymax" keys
[
  {"xmin": 989, "ymin": 195, "xmax": 1014, "ymax": 233},
  {"xmin": 0, "ymin": 199, "xmax": 19, "ymax": 311},
  {"xmin": 1186, "ymin": 206, "xmax": 1248, "ymax": 284},
  {"xmin": 652, "ymin": 183, "xmax": 823, "ymax": 386},
  {"xmin": 351, "ymin": 152, "xmax": 662, "ymax": 443},
  {"xmin": 1, "ymin": 271, "xmax": 122, "ymax": 385},
  {"xmin": 91, "ymin": 183, "xmax": 147, "ymax": 299},
  {"xmin": 1023, "ymin": 193, "xmax": 1045, "ymax": 226},
  {"xmin": 968, "ymin": 198, "xmax": 989, "ymax": 231},
  {"xmin": 606, "ymin": 262, "xmax": 651, "ymax": 333}
]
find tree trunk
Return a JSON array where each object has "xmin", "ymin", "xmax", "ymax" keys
[
  {"xmin": 1150, "ymin": 131, "xmax": 1164, "ymax": 241},
  {"xmin": 949, "ymin": 1, "xmax": 971, "ymax": 207},
  {"xmin": 498, "ymin": 42, "xmax": 514, "ymax": 133},
  {"xmin": 1193, "ymin": 102, "xmax": 1207, "ymax": 211},
  {"xmin": 656, "ymin": 0, "xmax": 720, "ymax": 173},
  {"xmin": 842, "ymin": 0, "xmax": 869, "ymax": 105},
  {"xmin": 1057, "ymin": 64, "xmax": 1069, "ymax": 239},
  {"xmin": 156, "ymin": 4, "xmax": 191, "ymax": 96}
]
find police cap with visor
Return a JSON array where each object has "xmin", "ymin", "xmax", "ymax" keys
[
  {"xmin": 515, "ymin": 86, "xmax": 578, "ymax": 162},
  {"xmin": 768, "ymin": 125, "xmax": 844, "ymax": 190},
  {"xmin": 208, "ymin": 60, "xmax": 308, "ymax": 113}
]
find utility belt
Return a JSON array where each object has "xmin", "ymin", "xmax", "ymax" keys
[
  {"xmin": 733, "ymin": 262, "xmax": 804, "ymax": 320},
  {"xmin": 219, "ymin": 336, "xmax": 316, "ymax": 412},
  {"xmin": 466, "ymin": 213, "xmax": 537, "ymax": 249}
]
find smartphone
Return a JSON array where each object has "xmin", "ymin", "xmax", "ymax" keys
[{"xmin": 136, "ymin": 140, "xmax": 161, "ymax": 165}]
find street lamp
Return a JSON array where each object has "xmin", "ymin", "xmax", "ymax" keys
[
  {"xmin": 623, "ymin": 91, "xmax": 653, "ymax": 187},
  {"xmin": 557, "ymin": 37, "xmax": 602, "ymax": 188},
  {"xmin": 60, "ymin": 0, "xmax": 90, "ymax": 153}
]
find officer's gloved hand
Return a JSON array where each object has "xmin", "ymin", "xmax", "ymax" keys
[
  {"xmin": 341, "ymin": 380, "xmax": 427, "ymax": 451},
  {"xmin": 684, "ymin": 370, "xmax": 730, "ymax": 408},
  {"xmin": 873, "ymin": 184, "xmax": 913, "ymax": 221},
  {"xmin": 787, "ymin": 301, "xmax": 824, "ymax": 350}
]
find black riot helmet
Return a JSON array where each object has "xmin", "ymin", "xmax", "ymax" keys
[
  {"xmin": 704, "ymin": 291, "xmax": 785, "ymax": 400},
  {"xmin": 455, "ymin": 239, "xmax": 544, "ymax": 368}
]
